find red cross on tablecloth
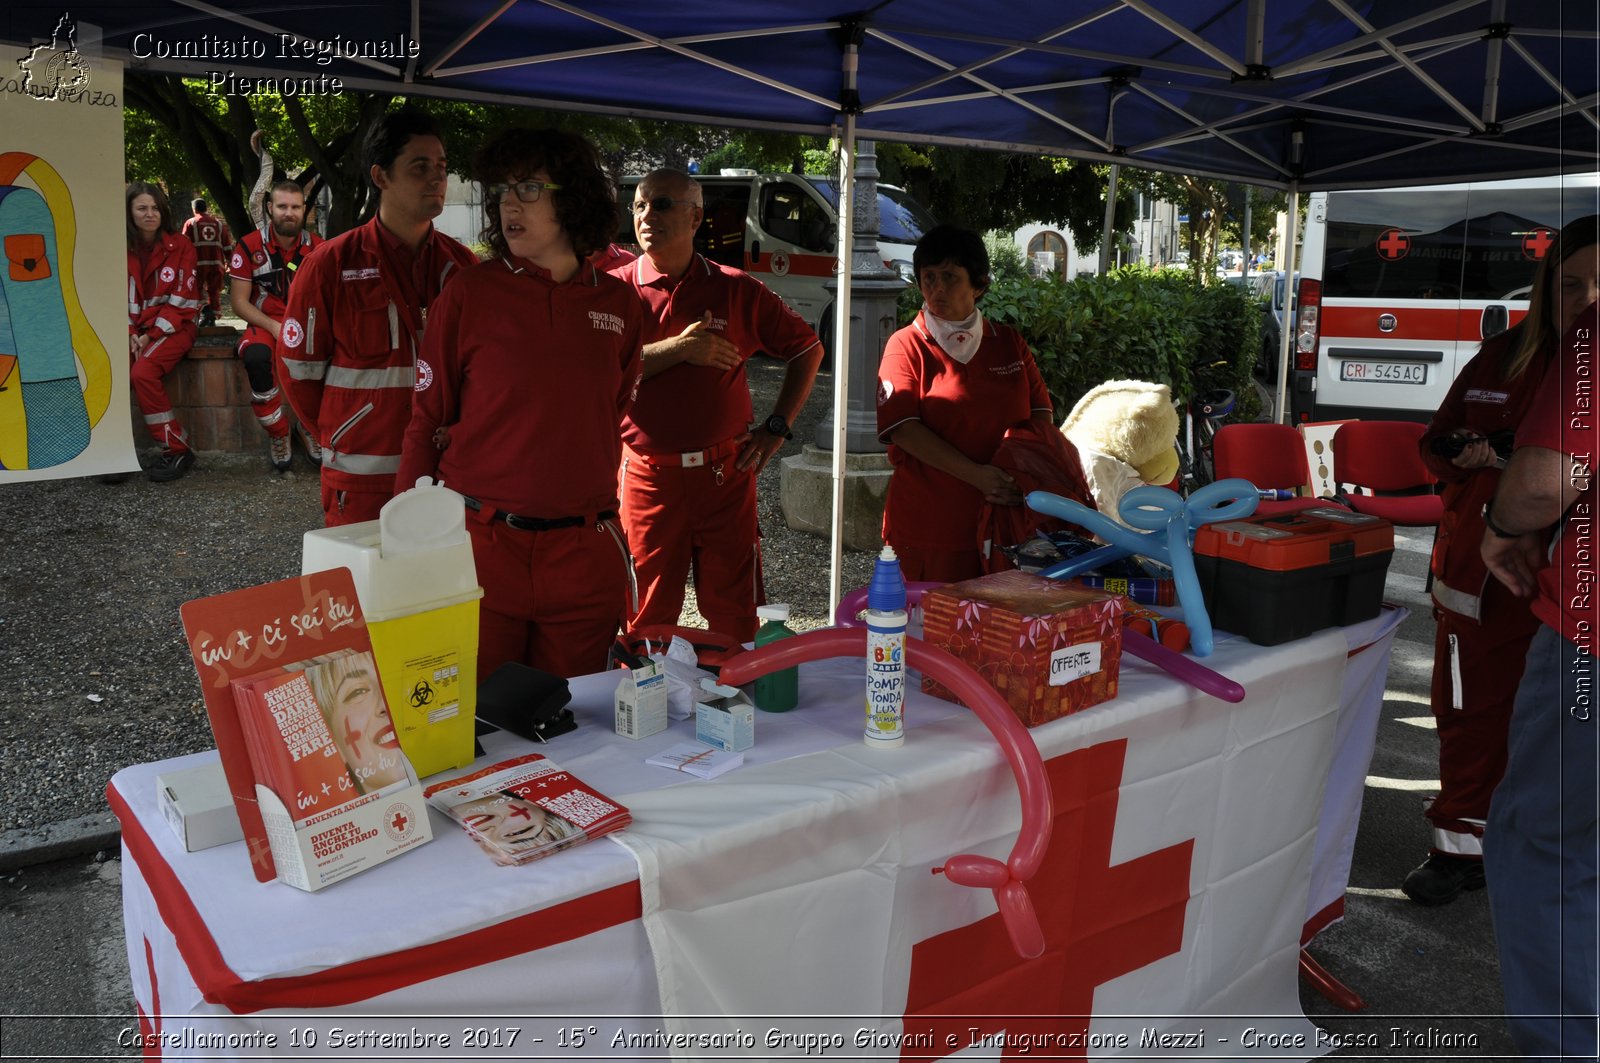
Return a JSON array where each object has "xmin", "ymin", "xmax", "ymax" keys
[
  {"xmin": 1377, "ymin": 228, "xmax": 1410, "ymax": 260},
  {"xmin": 1523, "ymin": 228, "xmax": 1555, "ymax": 260},
  {"xmin": 898, "ymin": 739, "xmax": 1194, "ymax": 1060}
]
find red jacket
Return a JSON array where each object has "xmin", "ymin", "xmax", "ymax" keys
[
  {"xmin": 127, "ymin": 232, "xmax": 199, "ymax": 342},
  {"xmin": 1418, "ymin": 329, "xmax": 1550, "ymax": 621},
  {"xmin": 181, "ymin": 212, "xmax": 231, "ymax": 269},
  {"xmin": 977, "ymin": 420, "xmax": 1095, "ymax": 573},
  {"xmin": 274, "ymin": 218, "xmax": 476, "ymax": 495}
]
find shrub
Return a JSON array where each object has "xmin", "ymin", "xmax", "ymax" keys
[{"xmin": 897, "ymin": 265, "xmax": 1259, "ymax": 420}]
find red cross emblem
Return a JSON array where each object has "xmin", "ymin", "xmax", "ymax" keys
[
  {"xmin": 1523, "ymin": 228, "xmax": 1555, "ymax": 260},
  {"xmin": 1376, "ymin": 228, "xmax": 1410, "ymax": 260},
  {"xmin": 900, "ymin": 740, "xmax": 1193, "ymax": 1058},
  {"xmin": 390, "ymin": 810, "xmax": 409, "ymax": 833}
]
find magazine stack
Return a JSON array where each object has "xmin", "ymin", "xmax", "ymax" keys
[{"xmin": 425, "ymin": 753, "xmax": 631, "ymax": 866}]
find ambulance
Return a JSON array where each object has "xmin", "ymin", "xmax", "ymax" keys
[
  {"xmin": 1288, "ymin": 173, "xmax": 1600, "ymax": 424},
  {"xmin": 617, "ymin": 172, "xmax": 935, "ymax": 340}
]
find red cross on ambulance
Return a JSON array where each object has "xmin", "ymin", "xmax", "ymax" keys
[
  {"xmin": 1377, "ymin": 228, "xmax": 1410, "ymax": 260},
  {"xmin": 1523, "ymin": 227, "xmax": 1554, "ymax": 260}
]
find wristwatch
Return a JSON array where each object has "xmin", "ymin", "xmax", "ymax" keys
[
  {"xmin": 1482, "ymin": 501, "xmax": 1518, "ymax": 539},
  {"xmin": 764, "ymin": 413, "xmax": 794, "ymax": 440}
]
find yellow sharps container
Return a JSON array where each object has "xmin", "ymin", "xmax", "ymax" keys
[{"xmin": 301, "ymin": 482, "xmax": 483, "ymax": 778}]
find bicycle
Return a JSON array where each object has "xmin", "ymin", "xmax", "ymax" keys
[{"xmin": 1176, "ymin": 387, "xmax": 1234, "ymax": 493}]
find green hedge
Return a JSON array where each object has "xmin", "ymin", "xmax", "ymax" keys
[{"xmin": 899, "ymin": 266, "xmax": 1261, "ymax": 421}]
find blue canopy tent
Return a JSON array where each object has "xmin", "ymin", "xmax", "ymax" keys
[{"xmin": 11, "ymin": 0, "xmax": 1595, "ymax": 603}]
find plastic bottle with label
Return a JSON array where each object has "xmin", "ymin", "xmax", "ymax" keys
[
  {"xmin": 752, "ymin": 604, "xmax": 799, "ymax": 712},
  {"xmin": 864, "ymin": 546, "xmax": 907, "ymax": 748}
]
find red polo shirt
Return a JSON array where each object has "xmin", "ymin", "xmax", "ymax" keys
[
  {"xmin": 399, "ymin": 256, "xmax": 644, "ymax": 516},
  {"xmin": 611, "ymin": 253, "xmax": 819, "ymax": 453},
  {"xmin": 1518, "ymin": 300, "xmax": 1599, "ymax": 648},
  {"xmin": 877, "ymin": 314, "xmax": 1053, "ymax": 550}
]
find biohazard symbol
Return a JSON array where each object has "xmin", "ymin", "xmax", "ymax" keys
[
  {"xmin": 1377, "ymin": 228, "xmax": 1410, "ymax": 260},
  {"xmin": 1523, "ymin": 228, "xmax": 1555, "ymax": 261},
  {"xmin": 409, "ymin": 679, "xmax": 434, "ymax": 708}
]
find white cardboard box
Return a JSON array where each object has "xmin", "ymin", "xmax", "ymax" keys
[
  {"xmin": 256, "ymin": 780, "xmax": 432, "ymax": 892},
  {"xmin": 156, "ymin": 761, "xmax": 244, "ymax": 851},
  {"xmin": 695, "ymin": 680, "xmax": 755, "ymax": 752},
  {"xmin": 615, "ymin": 661, "xmax": 670, "ymax": 739}
]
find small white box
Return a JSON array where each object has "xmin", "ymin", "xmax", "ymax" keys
[
  {"xmin": 694, "ymin": 680, "xmax": 755, "ymax": 752},
  {"xmin": 615, "ymin": 661, "xmax": 670, "ymax": 739},
  {"xmin": 156, "ymin": 761, "xmax": 244, "ymax": 852}
]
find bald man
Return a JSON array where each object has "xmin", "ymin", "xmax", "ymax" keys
[{"xmin": 610, "ymin": 169, "xmax": 825, "ymax": 641}]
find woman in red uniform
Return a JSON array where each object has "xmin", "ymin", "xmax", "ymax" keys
[
  {"xmin": 397, "ymin": 128, "xmax": 643, "ymax": 680},
  {"xmin": 876, "ymin": 225, "xmax": 1055, "ymax": 582},
  {"xmin": 126, "ymin": 182, "xmax": 200, "ymax": 482},
  {"xmin": 1405, "ymin": 214, "xmax": 1600, "ymax": 904}
]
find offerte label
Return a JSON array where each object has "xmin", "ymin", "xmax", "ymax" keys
[{"xmin": 1049, "ymin": 642, "xmax": 1102, "ymax": 686}]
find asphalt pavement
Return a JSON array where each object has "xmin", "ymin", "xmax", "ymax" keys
[{"xmin": 0, "ymin": 524, "xmax": 1519, "ymax": 1061}]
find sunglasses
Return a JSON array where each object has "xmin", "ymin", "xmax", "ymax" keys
[
  {"xmin": 488, "ymin": 180, "xmax": 562, "ymax": 204},
  {"xmin": 631, "ymin": 195, "xmax": 699, "ymax": 216}
]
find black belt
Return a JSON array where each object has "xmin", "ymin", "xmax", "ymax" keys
[{"xmin": 463, "ymin": 495, "xmax": 615, "ymax": 532}]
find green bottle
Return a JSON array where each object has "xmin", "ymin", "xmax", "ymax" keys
[{"xmin": 752, "ymin": 603, "xmax": 799, "ymax": 712}]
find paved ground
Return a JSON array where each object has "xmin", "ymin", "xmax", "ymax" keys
[{"xmin": 0, "ymin": 505, "xmax": 1517, "ymax": 1060}]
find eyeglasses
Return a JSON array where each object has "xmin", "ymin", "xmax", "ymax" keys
[
  {"xmin": 631, "ymin": 195, "xmax": 699, "ymax": 216},
  {"xmin": 488, "ymin": 180, "xmax": 562, "ymax": 204}
]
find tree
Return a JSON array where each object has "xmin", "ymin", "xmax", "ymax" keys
[
  {"xmin": 1127, "ymin": 171, "xmax": 1287, "ymax": 277},
  {"xmin": 124, "ymin": 73, "xmax": 397, "ymax": 238}
]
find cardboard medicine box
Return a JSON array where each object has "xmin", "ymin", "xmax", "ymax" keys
[
  {"xmin": 695, "ymin": 680, "xmax": 755, "ymax": 752},
  {"xmin": 922, "ymin": 570, "xmax": 1124, "ymax": 727},
  {"xmin": 157, "ymin": 760, "xmax": 244, "ymax": 851},
  {"xmin": 615, "ymin": 661, "xmax": 670, "ymax": 739},
  {"xmin": 1192, "ymin": 506, "xmax": 1393, "ymax": 646}
]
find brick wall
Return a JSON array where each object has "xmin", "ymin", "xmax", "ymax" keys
[{"xmin": 131, "ymin": 328, "xmax": 300, "ymax": 452}]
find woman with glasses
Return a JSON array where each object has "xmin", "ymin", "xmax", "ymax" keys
[{"xmin": 398, "ymin": 128, "xmax": 644, "ymax": 681}]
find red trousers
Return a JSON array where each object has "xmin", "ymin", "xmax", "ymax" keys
[
  {"xmin": 469, "ymin": 513, "xmax": 632, "ymax": 680},
  {"xmin": 620, "ymin": 444, "xmax": 764, "ymax": 643},
  {"xmin": 1426, "ymin": 583, "xmax": 1539, "ymax": 856},
  {"xmin": 196, "ymin": 265, "xmax": 224, "ymax": 313},
  {"xmin": 238, "ymin": 335, "xmax": 290, "ymax": 440},
  {"xmin": 319, "ymin": 484, "xmax": 389, "ymax": 528},
  {"xmin": 896, "ymin": 545, "xmax": 984, "ymax": 585},
  {"xmin": 130, "ymin": 332, "xmax": 193, "ymax": 454}
]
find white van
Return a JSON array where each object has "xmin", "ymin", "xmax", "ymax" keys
[
  {"xmin": 616, "ymin": 172, "xmax": 935, "ymax": 339},
  {"xmin": 1289, "ymin": 173, "xmax": 1600, "ymax": 424}
]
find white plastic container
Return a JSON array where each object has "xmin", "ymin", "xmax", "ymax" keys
[{"xmin": 301, "ymin": 482, "xmax": 483, "ymax": 778}]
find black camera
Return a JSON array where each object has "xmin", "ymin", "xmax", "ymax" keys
[{"xmin": 1430, "ymin": 429, "xmax": 1514, "ymax": 461}]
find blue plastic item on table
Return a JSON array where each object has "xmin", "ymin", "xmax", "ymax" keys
[{"xmin": 1027, "ymin": 480, "xmax": 1259, "ymax": 656}]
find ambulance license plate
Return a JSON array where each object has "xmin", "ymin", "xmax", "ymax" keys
[{"xmin": 1340, "ymin": 361, "xmax": 1427, "ymax": 384}]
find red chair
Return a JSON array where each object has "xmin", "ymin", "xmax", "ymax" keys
[
  {"xmin": 1330, "ymin": 421, "xmax": 1443, "ymax": 526},
  {"xmin": 1211, "ymin": 423, "xmax": 1334, "ymax": 517}
]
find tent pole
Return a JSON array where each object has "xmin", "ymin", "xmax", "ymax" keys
[
  {"xmin": 829, "ymin": 117, "xmax": 857, "ymax": 619},
  {"xmin": 1099, "ymin": 163, "xmax": 1120, "ymax": 276},
  {"xmin": 1275, "ymin": 182, "xmax": 1301, "ymax": 424}
]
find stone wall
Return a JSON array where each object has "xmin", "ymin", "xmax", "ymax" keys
[{"xmin": 130, "ymin": 328, "xmax": 295, "ymax": 452}]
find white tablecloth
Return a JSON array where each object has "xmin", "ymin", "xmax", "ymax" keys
[{"xmin": 112, "ymin": 613, "xmax": 1400, "ymax": 1061}]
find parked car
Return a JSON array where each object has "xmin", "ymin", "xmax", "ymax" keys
[{"xmin": 1225, "ymin": 271, "xmax": 1295, "ymax": 384}]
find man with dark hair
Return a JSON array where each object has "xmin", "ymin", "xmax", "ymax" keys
[
  {"xmin": 275, "ymin": 108, "xmax": 477, "ymax": 526},
  {"xmin": 611, "ymin": 168, "xmax": 824, "ymax": 642},
  {"xmin": 228, "ymin": 180, "xmax": 321, "ymax": 472},
  {"xmin": 181, "ymin": 196, "xmax": 230, "ymax": 328}
]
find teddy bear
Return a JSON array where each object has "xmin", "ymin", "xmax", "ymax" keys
[{"xmin": 1060, "ymin": 379, "xmax": 1181, "ymax": 521}]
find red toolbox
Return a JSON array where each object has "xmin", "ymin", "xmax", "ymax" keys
[{"xmin": 1192, "ymin": 506, "xmax": 1394, "ymax": 646}]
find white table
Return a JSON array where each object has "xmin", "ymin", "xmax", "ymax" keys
[{"xmin": 112, "ymin": 611, "xmax": 1400, "ymax": 1060}]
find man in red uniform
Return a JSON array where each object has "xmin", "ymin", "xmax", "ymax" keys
[
  {"xmin": 127, "ymin": 182, "xmax": 200, "ymax": 482},
  {"xmin": 228, "ymin": 180, "xmax": 321, "ymax": 473},
  {"xmin": 275, "ymin": 110, "xmax": 477, "ymax": 526},
  {"xmin": 611, "ymin": 169, "xmax": 825, "ymax": 642},
  {"xmin": 181, "ymin": 197, "xmax": 230, "ymax": 328},
  {"xmin": 399, "ymin": 128, "xmax": 644, "ymax": 679}
]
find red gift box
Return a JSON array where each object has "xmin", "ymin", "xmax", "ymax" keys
[{"xmin": 921, "ymin": 571, "xmax": 1124, "ymax": 727}]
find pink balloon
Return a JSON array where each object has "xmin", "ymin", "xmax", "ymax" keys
[
  {"xmin": 720, "ymin": 628, "xmax": 1051, "ymax": 959},
  {"xmin": 832, "ymin": 581, "xmax": 946, "ymax": 628},
  {"xmin": 1122, "ymin": 629, "xmax": 1246, "ymax": 703}
]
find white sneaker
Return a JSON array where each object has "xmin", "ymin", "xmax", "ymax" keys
[
  {"xmin": 268, "ymin": 433, "xmax": 293, "ymax": 472},
  {"xmin": 296, "ymin": 425, "xmax": 323, "ymax": 467}
]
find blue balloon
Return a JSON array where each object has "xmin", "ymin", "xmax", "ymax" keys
[{"xmin": 1026, "ymin": 480, "xmax": 1259, "ymax": 657}]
